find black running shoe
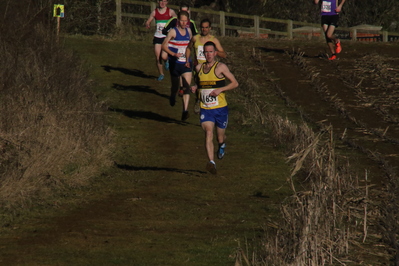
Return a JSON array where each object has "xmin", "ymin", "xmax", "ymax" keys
[{"xmin": 181, "ymin": 111, "xmax": 190, "ymax": 121}]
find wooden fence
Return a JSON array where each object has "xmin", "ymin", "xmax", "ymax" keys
[{"xmin": 115, "ymin": 0, "xmax": 399, "ymax": 42}]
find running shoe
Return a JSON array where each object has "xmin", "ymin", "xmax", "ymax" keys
[
  {"xmin": 206, "ymin": 161, "xmax": 217, "ymax": 175},
  {"xmin": 181, "ymin": 110, "xmax": 190, "ymax": 121},
  {"xmin": 217, "ymin": 143, "xmax": 226, "ymax": 159},
  {"xmin": 193, "ymin": 99, "xmax": 200, "ymax": 114},
  {"xmin": 164, "ymin": 60, "xmax": 169, "ymax": 71},
  {"xmin": 157, "ymin": 74, "xmax": 164, "ymax": 81},
  {"xmin": 335, "ymin": 40, "xmax": 342, "ymax": 54},
  {"xmin": 328, "ymin": 54, "xmax": 337, "ymax": 61}
]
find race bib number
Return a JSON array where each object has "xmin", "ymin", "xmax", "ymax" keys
[
  {"xmin": 177, "ymin": 47, "xmax": 187, "ymax": 62},
  {"xmin": 321, "ymin": 1, "xmax": 332, "ymax": 12},
  {"xmin": 155, "ymin": 22, "xmax": 166, "ymax": 37},
  {"xmin": 197, "ymin": 45, "xmax": 205, "ymax": 62},
  {"xmin": 201, "ymin": 89, "xmax": 218, "ymax": 107}
]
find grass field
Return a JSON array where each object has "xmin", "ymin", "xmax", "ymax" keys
[
  {"xmin": 0, "ymin": 35, "xmax": 293, "ymax": 265},
  {"xmin": 1, "ymin": 34, "xmax": 398, "ymax": 265}
]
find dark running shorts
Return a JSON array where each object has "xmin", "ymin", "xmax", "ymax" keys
[
  {"xmin": 153, "ymin": 37, "xmax": 165, "ymax": 45},
  {"xmin": 321, "ymin": 15, "xmax": 339, "ymax": 27},
  {"xmin": 169, "ymin": 61, "xmax": 192, "ymax": 77}
]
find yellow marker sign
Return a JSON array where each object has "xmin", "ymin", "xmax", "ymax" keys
[{"xmin": 53, "ymin": 4, "xmax": 65, "ymax": 18}]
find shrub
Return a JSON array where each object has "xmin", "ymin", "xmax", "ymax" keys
[{"xmin": 0, "ymin": 0, "xmax": 112, "ymax": 215}]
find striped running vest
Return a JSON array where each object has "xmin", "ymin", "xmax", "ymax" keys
[{"xmin": 168, "ymin": 27, "xmax": 190, "ymax": 63}]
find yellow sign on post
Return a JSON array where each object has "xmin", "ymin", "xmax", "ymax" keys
[
  {"xmin": 54, "ymin": 4, "xmax": 65, "ymax": 42},
  {"xmin": 53, "ymin": 4, "xmax": 65, "ymax": 18}
]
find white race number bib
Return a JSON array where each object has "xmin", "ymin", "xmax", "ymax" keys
[
  {"xmin": 201, "ymin": 89, "xmax": 218, "ymax": 107},
  {"xmin": 321, "ymin": 1, "xmax": 332, "ymax": 12}
]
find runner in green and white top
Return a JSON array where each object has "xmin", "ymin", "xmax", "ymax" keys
[{"xmin": 145, "ymin": 0, "xmax": 176, "ymax": 81}]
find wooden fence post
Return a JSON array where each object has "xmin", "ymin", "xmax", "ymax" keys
[
  {"xmin": 351, "ymin": 28, "xmax": 357, "ymax": 41},
  {"xmin": 219, "ymin": 11, "xmax": 225, "ymax": 37},
  {"xmin": 287, "ymin": 20, "xmax": 293, "ymax": 39},
  {"xmin": 319, "ymin": 26, "xmax": 324, "ymax": 40},
  {"xmin": 254, "ymin": 15, "xmax": 260, "ymax": 38},
  {"xmin": 383, "ymin": 31, "xmax": 388, "ymax": 42},
  {"xmin": 150, "ymin": 2, "xmax": 156, "ymax": 27},
  {"xmin": 116, "ymin": 0, "xmax": 121, "ymax": 28}
]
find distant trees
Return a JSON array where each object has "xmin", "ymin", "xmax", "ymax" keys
[
  {"xmin": 343, "ymin": 0, "xmax": 399, "ymax": 30},
  {"xmin": 195, "ymin": 0, "xmax": 399, "ymax": 30},
  {"xmin": 16, "ymin": 0, "xmax": 398, "ymax": 34}
]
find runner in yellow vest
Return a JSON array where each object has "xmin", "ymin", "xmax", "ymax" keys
[
  {"xmin": 186, "ymin": 18, "xmax": 226, "ymax": 114},
  {"xmin": 190, "ymin": 41, "xmax": 238, "ymax": 175}
]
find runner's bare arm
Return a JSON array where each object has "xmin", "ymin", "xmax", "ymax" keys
[
  {"xmin": 210, "ymin": 63, "xmax": 238, "ymax": 96},
  {"xmin": 185, "ymin": 35, "xmax": 196, "ymax": 61},
  {"xmin": 145, "ymin": 10, "xmax": 156, "ymax": 28},
  {"xmin": 169, "ymin": 8, "xmax": 177, "ymax": 17},
  {"xmin": 185, "ymin": 36, "xmax": 196, "ymax": 66},
  {"xmin": 184, "ymin": 29, "xmax": 193, "ymax": 68},
  {"xmin": 213, "ymin": 38, "xmax": 227, "ymax": 58},
  {"xmin": 190, "ymin": 64, "xmax": 202, "ymax": 93},
  {"xmin": 336, "ymin": 0, "xmax": 346, "ymax": 12}
]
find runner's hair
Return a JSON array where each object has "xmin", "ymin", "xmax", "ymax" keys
[
  {"xmin": 200, "ymin": 18, "xmax": 212, "ymax": 27},
  {"xmin": 178, "ymin": 10, "xmax": 189, "ymax": 19},
  {"xmin": 204, "ymin": 41, "xmax": 216, "ymax": 50}
]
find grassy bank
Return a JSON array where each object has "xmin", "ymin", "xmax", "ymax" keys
[
  {"xmin": 0, "ymin": 25, "xmax": 112, "ymax": 224},
  {"xmin": 1, "ymin": 32, "xmax": 394, "ymax": 264},
  {"xmin": 0, "ymin": 35, "xmax": 293, "ymax": 265}
]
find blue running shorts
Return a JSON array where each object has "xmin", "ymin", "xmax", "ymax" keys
[{"xmin": 200, "ymin": 106, "xmax": 228, "ymax": 129}]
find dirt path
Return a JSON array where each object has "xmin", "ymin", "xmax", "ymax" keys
[
  {"xmin": 249, "ymin": 40, "xmax": 399, "ymax": 184},
  {"xmin": 0, "ymin": 37, "xmax": 291, "ymax": 265}
]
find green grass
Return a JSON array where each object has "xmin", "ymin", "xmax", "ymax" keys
[{"xmin": 0, "ymin": 35, "xmax": 293, "ymax": 265}]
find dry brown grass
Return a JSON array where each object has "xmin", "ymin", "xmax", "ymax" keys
[
  {"xmin": 229, "ymin": 46, "xmax": 393, "ymax": 265},
  {"xmin": 288, "ymin": 48, "xmax": 399, "ymax": 260},
  {"xmin": 0, "ymin": 3, "xmax": 112, "ymax": 220}
]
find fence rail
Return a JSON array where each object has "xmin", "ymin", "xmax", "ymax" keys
[{"xmin": 115, "ymin": 0, "xmax": 399, "ymax": 42}]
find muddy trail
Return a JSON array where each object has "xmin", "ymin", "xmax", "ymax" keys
[{"xmin": 241, "ymin": 40, "xmax": 399, "ymax": 185}]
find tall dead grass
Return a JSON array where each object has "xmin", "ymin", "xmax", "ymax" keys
[
  {"xmin": 0, "ymin": 2, "xmax": 112, "ymax": 220},
  {"xmin": 229, "ymin": 48, "xmax": 389, "ymax": 265},
  {"xmin": 288, "ymin": 48, "xmax": 399, "ymax": 263}
]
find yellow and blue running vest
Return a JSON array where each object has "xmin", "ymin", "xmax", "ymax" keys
[{"xmin": 198, "ymin": 62, "xmax": 227, "ymax": 109}]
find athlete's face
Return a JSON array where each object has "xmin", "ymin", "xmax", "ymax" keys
[
  {"xmin": 204, "ymin": 45, "xmax": 216, "ymax": 63},
  {"xmin": 158, "ymin": 0, "xmax": 168, "ymax": 8},
  {"xmin": 200, "ymin": 22, "xmax": 211, "ymax": 36},
  {"xmin": 178, "ymin": 15, "xmax": 188, "ymax": 29}
]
